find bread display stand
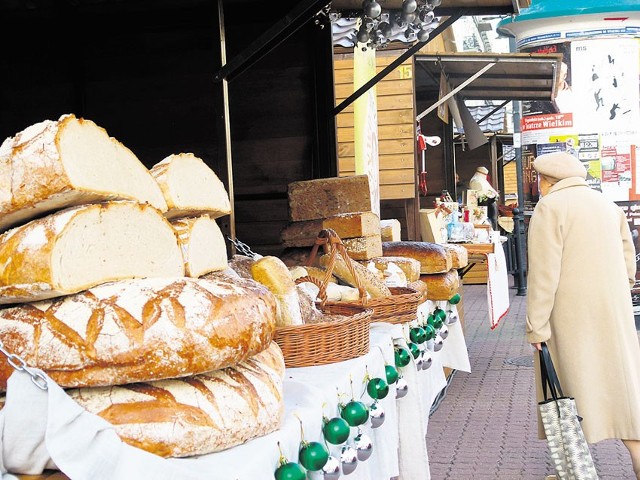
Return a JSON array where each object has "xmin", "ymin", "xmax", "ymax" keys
[{"xmin": 0, "ymin": 318, "xmax": 471, "ymax": 480}]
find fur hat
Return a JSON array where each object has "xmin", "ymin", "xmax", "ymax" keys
[
  {"xmin": 533, "ymin": 152, "xmax": 587, "ymax": 180},
  {"xmin": 476, "ymin": 166, "xmax": 489, "ymax": 175}
]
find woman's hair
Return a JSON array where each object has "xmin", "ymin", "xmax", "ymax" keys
[{"xmin": 540, "ymin": 173, "xmax": 560, "ymax": 185}]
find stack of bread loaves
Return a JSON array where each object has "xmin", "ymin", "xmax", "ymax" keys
[
  {"xmin": 0, "ymin": 114, "xmax": 285, "ymax": 459},
  {"xmin": 284, "ymin": 176, "xmax": 383, "ymax": 261},
  {"xmin": 381, "ymin": 241, "xmax": 468, "ymax": 301}
]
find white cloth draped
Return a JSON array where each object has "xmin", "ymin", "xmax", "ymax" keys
[{"xmin": 0, "ymin": 320, "xmax": 470, "ymax": 480}]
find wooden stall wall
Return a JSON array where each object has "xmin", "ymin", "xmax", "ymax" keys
[
  {"xmin": 0, "ymin": 0, "xmax": 333, "ymax": 258},
  {"xmin": 334, "ymin": 31, "xmax": 454, "ymax": 241},
  {"xmin": 0, "ymin": 3, "xmax": 222, "ymax": 168},
  {"xmin": 226, "ymin": 22, "xmax": 334, "ymax": 256}
]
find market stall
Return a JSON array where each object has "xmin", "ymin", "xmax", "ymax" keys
[
  {"xmin": 0, "ymin": 116, "xmax": 472, "ymax": 479},
  {"xmin": 1, "ymin": 305, "xmax": 468, "ymax": 480}
]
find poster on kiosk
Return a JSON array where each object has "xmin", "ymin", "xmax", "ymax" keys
[{"xmin": 500, "ymin": 16, "xmax": 640, "ymax": 317}]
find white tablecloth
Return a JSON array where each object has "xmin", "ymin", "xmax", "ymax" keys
[{"xmin": 0, "ymin": 307, "xmax": 470, "ymax": 480}]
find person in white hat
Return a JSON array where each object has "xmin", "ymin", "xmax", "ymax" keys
[
  {"xmin": 527, "ymin": 151, "xmax": 640, "ymax": 479},
  {"xmin": 469, "ymin": 166, "xmax": 497, "ymax": 196},
  {"xmin": 469, "ymin": 166, "xmax": 499, "ymax": 229}
]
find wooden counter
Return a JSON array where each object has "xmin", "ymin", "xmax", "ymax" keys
[{"xmin": 457, "ymin": 242, "xmax": 494, "ymax": 284}]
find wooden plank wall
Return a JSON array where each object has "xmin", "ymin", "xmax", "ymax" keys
[
  {"xmin": 503, "ymin": 160, "xmax": 518, "ymax": 200},
  {"xmin": 334, "ymin": 55, "xmax": 416, "ymax": 201},
  {"xmin": 333, "ymin": 30, "xmax": 454, "ymax": 241}
]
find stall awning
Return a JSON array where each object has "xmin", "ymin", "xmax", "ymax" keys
[{"xmin": 415, "ymin": 52, "xmax": 563, "ymax": 103}]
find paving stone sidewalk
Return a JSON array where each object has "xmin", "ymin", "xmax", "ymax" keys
[{"xmin": 426, "ymin": 283, "xmax": 636, "ymax": 480}]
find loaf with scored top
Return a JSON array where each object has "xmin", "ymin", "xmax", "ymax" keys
[
  {"xmin": 68, "ymin": 342, "xmax": 286, "ymax": 458},
  {"xmin": 0, "ymin": 276, "xmax": 277, "ymax": 391}
]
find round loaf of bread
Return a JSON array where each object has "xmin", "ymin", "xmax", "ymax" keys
[
  {"xmin": 68, "ymin": 342, "xmax": 286, "ymax": 458},
  {"xmin": 420, "ymin": 270, "xmax": 460, "ymax": 301},
  {"xmin": 0, "ymin": 276, "xmax": 277, "ymax": 391},
  {"xmin": 382, "ymin": 241, "xmax": 453, "ymax": 274},
  {"xmin": 441, "ymin": 244, "xmax": 469, "ymax": 269}
]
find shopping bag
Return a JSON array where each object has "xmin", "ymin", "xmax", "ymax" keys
[{"xmin": 538, "ymin": 343, "xmax": 599, "ymax": 480}]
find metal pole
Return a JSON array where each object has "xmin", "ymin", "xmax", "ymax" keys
[
  {"xmin": 510, "ymin": 36, "xmax": 527, "ymax": 296},
  {"xmin": 217, "ymin": 0, "xmax": 236, "ymax": 248}
]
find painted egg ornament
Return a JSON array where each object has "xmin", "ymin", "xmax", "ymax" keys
[
  {"xmin": 340, "ymin": 445, "xmax": 359, "ymax": 475},
  {"xmin": 421, "ymin": 350, "xmax": 433, "ymax": 370},
  {"xmin": 446, "ymin": 309, "xmax": 459, "ymax": 325},
  {"xmin": 426, "ymin": 314, "xmax": 436, "ymax": 327},
  {"xmin": 433, "ymin": 334, "xmax": 444, "ymax": 352},
  {"xmin": 366, "ymin": 377, "xmax": 389, "ymax": 400},
  {"xmin": 299, "ymin": 440, "xmax": 330, "ymax": 471},
  {"xmin": 415, "ymin": 353, "xmax": 424, "ymax": 370},
  {"xmin": 439, "ymin": 324, "xmax": 449, "ymax": 340},
  {"xmin": 354, "ymin": 433, "xmax": 374, "ymax": 461},
  {"xmin": 369, "ymin": 401, "xmax": 386, "ymax": 428},
  {"xmin": 323, "ymin": 417, "xmax": 351, "ymax": 445},
  {"xmin": 449, "ymin": 293, "xmax": 461, "ymax": 305},
  {"xmin": 385, "ymin": 364, "xmax": 399, "ymax": 385},
  {"xmin": 408, "ymin": 342, "xmax": 420, "ymax": 359},
  {"xmin": 409, "ymin": 326, "xmax": 427, "ymax": 344},
  {"xmin": 394, "ymin": 347, "xmax": 411, "ymax": 367},
  {"xmin": 395, "ymin": 376, "xmax": 409, "ymax": 398},
  {"xmin": 424, "ymin": 324, "xmax": 436, "ymax": 341},
  {"xmin": 274, "ymin": 461, "xmax": 306, "ymax": 480},
  {"xmin": 340, "ymin": 400, "xmax": 369, "ymax": 427},
  {"xmin": 434, "ymin": 306, "xmax": 447, "ymax": 322},
  {"xmin": 322, "ymin": 455, "xmax": 341, "ymax": 479}
]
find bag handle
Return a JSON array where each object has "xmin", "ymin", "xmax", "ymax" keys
[
  {"xmin": 539, "ymin": 342, "xmax": 564, "ymax": 401},
  {"xmin": 300, "ymin": 228, "xmax": 367, "ymax": 309}
]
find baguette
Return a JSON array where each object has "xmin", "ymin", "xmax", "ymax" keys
[
  {"xmin": 0, "ymin": 276, "xmax": 277, "ymax": 391},
  {"xmin": 382, "ymin": 241, "xmax": 452, "ymax": 274},
  {"xmin": 319, "ymin": 253, "xmax": 391, "ymax": 298},
  {"xmin": 172, "ymin": 215, "xmax": 228, "ymax": 277},
  {"xmin": 150, "ymin": 153, "xmax": 231, "ymax": 220},
  {"xmin": 68, "ymin": 342, "xmax": 285, "ymax": 458},
  {"xmin": 251, "ymin": 256, "xmax": 303, "ymax": 327},
  {"xmin": 0, "ymin": 114, "xmax": 167, "ymax": 232},
  {"xmin": 0, "ymin": 201, "xmax": 184, "ymax": 305}
]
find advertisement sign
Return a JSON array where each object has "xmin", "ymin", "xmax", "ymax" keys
[{"xmin": 519, "ymin": 37, "xmax": 639, "ymax": 212}]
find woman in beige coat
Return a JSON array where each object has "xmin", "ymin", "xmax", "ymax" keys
[{"xmin": 526, "ymin": 151, "xmax": 640, "ymax": 478}]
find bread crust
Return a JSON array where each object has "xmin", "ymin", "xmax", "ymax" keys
[
  {"xmin": 382, "ymin": 241, "xmax": 453, "ymax": 274},
  {"xmin": 68, "ymin": 342, "xmax": 285, "ymax": 458},
  {"xmin": 0, "ymin": 276, "xmax": 277, "ymax": 390}
]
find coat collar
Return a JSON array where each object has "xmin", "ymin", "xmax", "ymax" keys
[{"xmin": 547, "ymin": 177, "xmax": 589, "ymax": 195}]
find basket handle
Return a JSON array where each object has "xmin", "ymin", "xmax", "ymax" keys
[{"xmin": 299, "ymin": 228, "xmax": 367, "ymax": 308}]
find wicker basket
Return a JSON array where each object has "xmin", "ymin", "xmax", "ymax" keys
[
  {"xmin": 273, "ymin": 302, "xmax": 373, "ymax": 368},
  {"xmin": 364, "ymin": 286, "xmax": 423, "ymax": 324},
  {"xmin": 304, "ymin": 229, "xmax": 423, "ymax": 325}
]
